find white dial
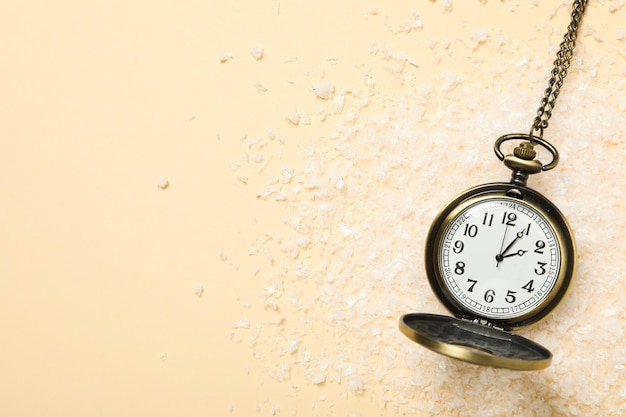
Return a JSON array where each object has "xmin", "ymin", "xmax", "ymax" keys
[{"xmin": 438, "ymin": 197, "xmax": 561, "ymax": 320}]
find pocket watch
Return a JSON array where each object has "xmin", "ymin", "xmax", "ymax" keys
[
  {"xmin": 400, "ymin": 135, "xmax": 575, "ymax": 370},
  {"xmin": 399, "ymin": 0, "xmax": 587, "ymax": 370}
]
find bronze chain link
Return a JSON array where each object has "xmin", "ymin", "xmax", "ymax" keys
[{"xmin": 530, "ymin": 0, "xmax": 588, "ymax": 143}]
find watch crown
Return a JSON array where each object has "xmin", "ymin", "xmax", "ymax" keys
[{"xmin": 513, "ymin": 142, "xmax": 537, "ymax": 160}]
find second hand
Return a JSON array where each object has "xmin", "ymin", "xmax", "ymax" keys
[{"xmin": 497, "ymin": 225, "xmax": 510, "ymax": 267}]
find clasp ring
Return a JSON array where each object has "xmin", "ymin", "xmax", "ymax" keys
[
  {"xmin": 494, "ymin": 133, "xmax": 560, "ymax": 171},
  {"xmin": 529, "ymin": 124, "xmax": 544, "ymax": 146}
]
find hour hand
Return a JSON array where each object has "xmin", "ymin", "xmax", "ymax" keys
[
  {"xmin": 500, "ymin": 230, "xmax": 525, "ymax": 257},
  {"xmin": 501, "ymin": 249, "xmax": 528, "ymax": 259}
]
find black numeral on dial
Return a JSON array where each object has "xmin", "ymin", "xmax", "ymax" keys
[
  {"xmin": 505, "ymin": 290, "xmax": 517, "ymax": 303},
  {"xmin": 535, "ymin": 261, "xmax": 547, "ymax": 275},
  {"xmin": 502, "ymin": 212, "xmax": 517, "ymax": 226},
  {"xmin": 463, "ymin": 224, "xmax": 478, "ymax": 237},
  {"xmin": 522, "ymin": 280, "xmax": 535, "ymax": 292},
  {"xmin": 453, "ymin": 240, "xmax": 464, "ymax": 254},
  {"xmin": 535, "ymin": 240, "xmax": 545, "ymax": 254}
]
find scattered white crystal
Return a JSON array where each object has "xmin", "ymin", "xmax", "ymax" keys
[
  {"xmin": 472, "ymin": 28, "xmax": 488, "ymax": 45},
  {"xmin": 310, "ymin": 372, "xmax": 326, "ymax": 385},
  {"xmin": 288, "ymin": 337, "xmax": 299, "ymax": 353},
  {"xmin": 233, "ymin": 318, "xmax": 251, "ymax": 329},
  {"xmin": 250, "ymin": 45, "xmax": 264, "ymax": 60},
  {"xmin": 218, "ymin": 52, "xmax": 233, "ymax": 63},
  {"xmin": 157, "ymin": 177, "xmax": 169, "ymax": 189},
  {"xmin": 332, "ymin": 95, "xmax": 345, "ymax": 113},
  {"xmin": 281, "ymin": 166, "xmax": 295, "ymax": 183},
  {"xmin": 192, "ymin": 283, "xmax": 204, "ymax": 297},
  {"xmin": 285, "ymin": 108, "xmax": 300, "ymax": 125},
  {"xmin": 312, "ymin": 80, "xmax": 335, "ymax": 100}
]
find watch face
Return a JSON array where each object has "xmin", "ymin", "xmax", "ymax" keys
[
  {"xmin": 438, "ymin": 197, "xmax": 561, "ymax": 320},
  {"xmin": 425, "ymin": 183, "xmax": 577, "ymax": 327}
]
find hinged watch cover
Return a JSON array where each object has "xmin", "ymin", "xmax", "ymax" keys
[{"xmin": 399, "ymin": 313, "xmax": 552, "ymax": 370}]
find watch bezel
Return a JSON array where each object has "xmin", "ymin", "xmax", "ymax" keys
[{"xmin": 425, "ymin": 182, "xmax": 576, "ymax": 330}]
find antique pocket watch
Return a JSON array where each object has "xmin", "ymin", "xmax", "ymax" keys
[
  {"xmin": 399, "ymin": 0, "xmax": 587, "ymax": 370},
  {"xmin": 400, "ymin": 135, "xmax": 575, "ymax": 370}
]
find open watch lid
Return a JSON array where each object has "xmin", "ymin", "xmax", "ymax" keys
[{"xmin": 399, "ymin": 313, "xmax": 552, "ymax": 370}]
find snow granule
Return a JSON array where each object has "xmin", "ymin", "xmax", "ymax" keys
[
  {"xmin": 309, "ymin": 372, "xmax": 326, "ymax": 385},
  {"xmin": 285, "ymin": 108, "xmax": 300, "ymax": 125},
  {"xmin": 472, "ymin": 28, "xmax": 489, "ymax": 45},
  {"xmin": 312, "ymin": 80, "xmax": 335, "ymax": 100},
  {"xmin": 347, "ymin": 375, "xmax": 363, "ymax": 395},
  {"xmin": 332, "ymin": 95, "xmax": 345, "ymax": 114},
  {"xmin": 411, "ymin": 11, "xmax": 423, "ymax": 30},
  {"xmin": 156, "ymin": 176, "xmax": 169, "ymax": 189},
  {"xmin": 218, "ymin": 52, "xmax": 233, "ymax": 63},
  {"xmin": 335, "ymin": 176, "xmax": 345, "ymax": 190},
  {"xmin": 233, "ymin": 318, "xmax": 251, "ymax": 329},
  {"xmin": 584, "ymin": 24, "xmax": 605, "ymax": 42},
  {"xmin": 192, "ymin": 283, "xmax": 204, "ymax": 297},
  {"xmin": 250, "ymin": 45, "xmax": 264, "ymax": 60},
  {"xmin": 608, "ymin": 1, "xmax": 624, "ymax": 13}
]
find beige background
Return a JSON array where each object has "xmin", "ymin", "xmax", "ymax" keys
[{"xmin": 1, "ymin": 1, "xmax": 625, "ymax": 416}]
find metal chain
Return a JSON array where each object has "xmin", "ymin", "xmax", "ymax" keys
[{"xmin": 530, "ymin": 0, "xmax": 588, "ymax": 142}]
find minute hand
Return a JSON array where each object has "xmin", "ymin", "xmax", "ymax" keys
[{"xmin": 500, "ymin": 230, "xmax": 525, "ymax": 256}]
